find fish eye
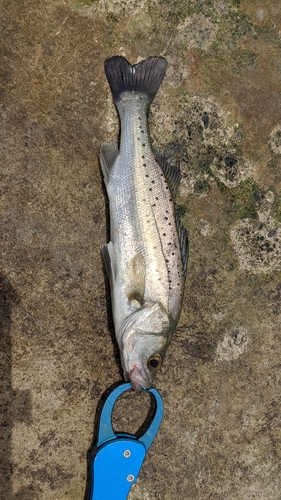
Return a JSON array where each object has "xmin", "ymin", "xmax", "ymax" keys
[{"xmin": 147, "ymin": 354, "xmax": 163, "ymax": 371}]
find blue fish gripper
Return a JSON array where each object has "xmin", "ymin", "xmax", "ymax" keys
[{"xmin": 87, "ymin": 382, "xmax": 164, "ymax": 500}]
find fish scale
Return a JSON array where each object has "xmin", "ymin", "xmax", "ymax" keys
[
  {"xmin": 100, "ymin": 56, "xmax": 188, "ymax": 391},
  {"xmin": 113, "ymin": 100, "xmax": 171, "ymax": 310},
  {"xmin": 126, "ymin": 100, "xmax": 183, "ymax": 318}
]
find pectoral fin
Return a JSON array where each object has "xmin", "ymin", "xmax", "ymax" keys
[{"xmin": 125, "ymin": 253, "xmax": 146, "ymax": 305}]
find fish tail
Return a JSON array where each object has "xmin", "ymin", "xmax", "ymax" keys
[{"xmin": 104, "ymin": 56, "xmax": 168, "ymax": 104}]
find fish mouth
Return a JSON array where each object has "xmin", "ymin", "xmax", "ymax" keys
[{"xmin": 125, "ymin": 364, "xmax": 151, "ymax": 393}]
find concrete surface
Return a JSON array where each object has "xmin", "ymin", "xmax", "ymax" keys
[{"xmin": 1, "ymin": 0, "xmax": 281, "ymax": 498}]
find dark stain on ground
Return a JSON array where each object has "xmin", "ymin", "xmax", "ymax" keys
[{"xmin": 0, "ymin": 274, "xmax": 32, "ymax": 498}]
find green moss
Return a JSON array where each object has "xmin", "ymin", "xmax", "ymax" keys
[
  {"xmin": 202, "ymin": 7, "xmax": 281, "ymax": 76},
  {"xmin": 270, "ymin": 190, "xmax": 281, "ymax": 223},
  {"xmin": 72, "ymin": 0, "xmax": 98, "ymax": 5},
  {"xmin": 106, "ymin": 12, "xmax": 120, "ymax": 23},
  {"xmin": 268, "ymin": 155, "xmax": 281, "ymax": 173},
  {"xmin": 152, "ymin": 0, "xmax": 224, "ymax": 36},
  {"xmin": 157, "ymin": 0, "xmax": 193, "ymax": 24},
  {"xmin": 217, "ymin": 178, "xmax": 259, "ymax": 222},
  {"xmin": 228, "ymin": 48, "xmax": 257, "ymax": 74},
  {"xmin": 266, "ymin": 160, "xmax": 281, "ymax": 209},
  {"xmin": 256, "ymin": 25, "xmax": 281, "ymax": 50},
  {"xmin": 202, "ymin": 12, "xmax": 258, "ymax": 75},
  {"xmin": 229, "ymin": 0, "xmax": 240, "ymax": 7}
]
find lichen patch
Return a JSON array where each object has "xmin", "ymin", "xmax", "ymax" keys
[
  {"xmin": 152, "ymin": 95, "xmax": 252, "ymax": 197},
  {"xmin": 230, "ymin": 214, "xmax": 281, "ymax": 273},
  {"xmin": 211, "ymin": 154, "xmax": 253, "ymax": 188},
  {"xmin": 197, "ymin": 219, "xmax": 213, "ymax": 236},
  {"xmin": 175, "ymin": 14, "xmax": 219, "ymax": 51},
  {"xmin": 269, "ymin": 124, "xmax": 281, "ymax": 155},
  {"xmin": 215, "ymin": 326, "xmax": 249, "ymax": 362}
]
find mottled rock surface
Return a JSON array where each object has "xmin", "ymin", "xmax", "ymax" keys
[{"xmin": 1, "ymin": 0, "xmax": 281, "ymax": 498}]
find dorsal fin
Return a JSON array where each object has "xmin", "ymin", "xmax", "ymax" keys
[
  {"xmin": 175, "ymin": 211, "xmax": 189, "ymax": 277},
  {"xmin": 154, "ymin": 150, "xmax": 181, "ymax": 200},
  {"xmin": 100, "ymin": 142, "xmax": 119, "ymax": 183}
]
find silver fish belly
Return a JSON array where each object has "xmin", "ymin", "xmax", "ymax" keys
[{"xmin": 100, "ymin": 56, "xmax": 188, "ymax": 391}]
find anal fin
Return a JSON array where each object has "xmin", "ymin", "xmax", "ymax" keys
[{"xmin": 101, "ymin": 241, "xmax": 116, "ymax": 287}]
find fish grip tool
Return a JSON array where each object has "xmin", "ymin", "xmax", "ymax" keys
[{"xmin": 87, "ymin": 382, "xmax": 163, "ymax": 500}]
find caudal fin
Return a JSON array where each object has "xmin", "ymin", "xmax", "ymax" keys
[{"xmin": 104, "ymin": 56, "xmax": 168, "ymax": 104}]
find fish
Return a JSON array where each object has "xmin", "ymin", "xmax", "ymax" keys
[{"xmin": 100, "ymin": 56, "xmax": 188, "ymax": 392}]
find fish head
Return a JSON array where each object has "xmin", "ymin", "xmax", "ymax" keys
[{"xmin": 119, "ymin": 302, "xmax": 172, "ymax": 392}]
